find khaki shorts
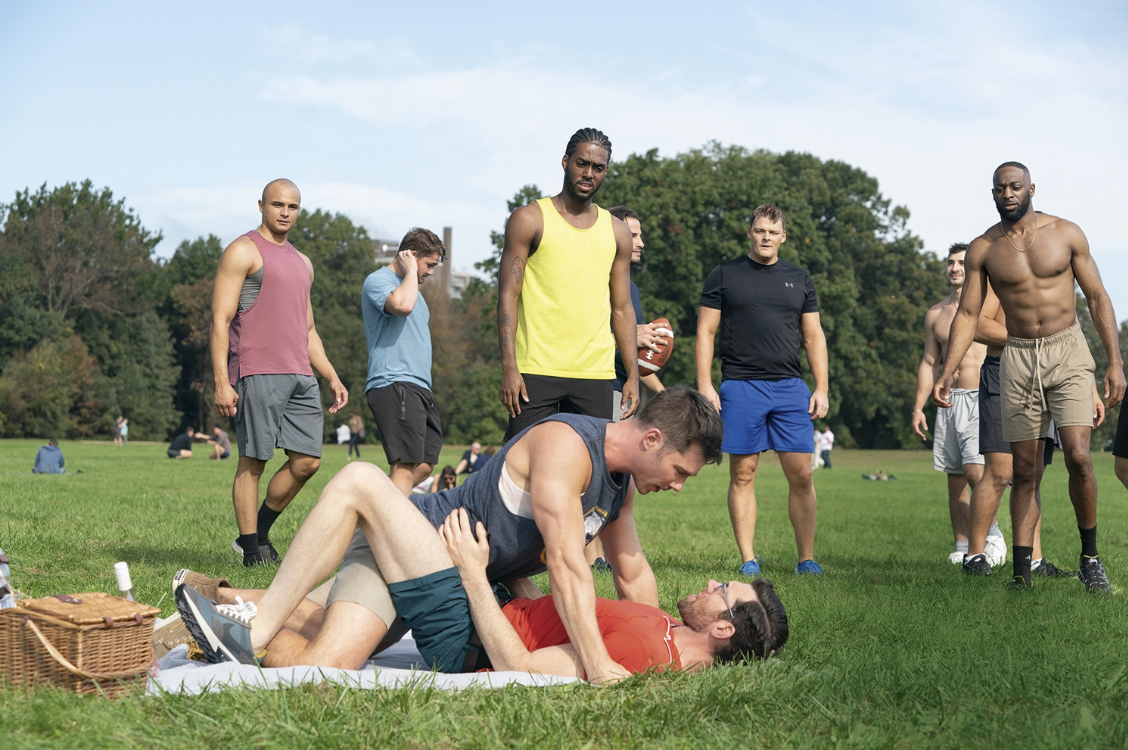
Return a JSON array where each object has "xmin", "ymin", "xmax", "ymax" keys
[
  {"xmin": 1000, "ymin": 322, "xmax": 1095, "ymax": 442},
  {"xmin": 325, "ymin": 529, "xmax": 410, "ymax": 645}
]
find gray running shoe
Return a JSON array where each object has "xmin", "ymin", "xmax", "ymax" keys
[
  {"xmin": 1032, "ymin": 558, "xmax": 1076, "ymax": 578},
  {"xmin": 1078, "ymin": 555, "xmax": 1111, "ymax": 593},
  {"xmin": 175, "ymin": 584, "xmax": 258, "ymax": 664},
  {"xmin": 962, "ymin": 553, "xmax": 992, "ymax": 576}
]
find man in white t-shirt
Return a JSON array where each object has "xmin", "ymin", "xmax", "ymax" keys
[{"xmin": 817, "ymin": 428, "xmax": 834, "ymax": 469}]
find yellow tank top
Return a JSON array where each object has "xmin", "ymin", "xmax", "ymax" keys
[{"xmin": 516, "ymin": 198, "xmax": 617, "ymax": 378}]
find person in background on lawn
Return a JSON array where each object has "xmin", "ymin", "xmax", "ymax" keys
[
  {"xmin": 113, "ymin": 416, "xmax": 123, "ymax": 447},
  {"xmin": 413, "ymin": 465, "xmax": 458, "ymax": 495},
  {"xmin": 33, "ymin": 439, "xmax": 65, "ymax": 474},
  {"xmin": 168, "ymin": 428, "xmax": 197, "ymax": 460},
  {"xmin": 817, "ymin": 425, "xmax": 834, "ymax": 469},
  {"xmin": 455, "ymin": 442, "xmax": 482, "ymax": 477},
  {"xmin": 347, "ymin": 410, "xmax": 364, "ymax": 460},
  {"xmin": 208, "ymin": 426, "xmax": 232, "ymax": 460},
  {"xmin": 120, "ymin": 418, "xmax": 129, "ymax": 445}
]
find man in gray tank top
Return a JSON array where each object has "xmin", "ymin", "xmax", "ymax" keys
[{"xmin": 176, "ymin": 387, "xmax": 722, "ymax": 684}]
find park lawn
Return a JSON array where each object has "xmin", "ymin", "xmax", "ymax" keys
[{"xmin": 1, "ymin": 438, "xmax": 1128, "ymax": 749}]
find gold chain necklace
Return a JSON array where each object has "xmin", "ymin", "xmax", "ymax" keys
[{"xmin": 1000, "ymin": 218, "xmax": 1038, "ymax": 253}]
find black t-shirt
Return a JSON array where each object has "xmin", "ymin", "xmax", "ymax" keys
[
  {"xmin": 699, "ymin": 255, "xmax": 819, "ymax": 381},
  {"xmin": 169, "ymin": 433, "xmax": 193, "ymax": 452},
  {"xmin": 612, "ymin": 282, "xmax": 645, "ymax": 390}
]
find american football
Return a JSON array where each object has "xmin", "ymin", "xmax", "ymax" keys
[{"xmin": 637, "ymin": 317, "xmax": 674, "ymax": 373}]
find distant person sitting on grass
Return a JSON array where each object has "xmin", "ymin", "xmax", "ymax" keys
[
  {"xmin": 862, "ymin": 470, "xmax": 896, "ymax": 481},
  {"xmin": 454, "ymin": 442, "xmax": 482, "ymax": 476},
  {"xmin": 33, "ymin": 439, "xmax": 65, "ymax": 474},
  {"xmin": 168, "ymin": 428, "xmax": 197, "ymax": 459},
  {"xmin": 413, "ymin": 465, "xmax": 458, "ymax": 494},
  {"xmin": 208, "ymin": 426, "xmax": 232, "ymax": 460}
]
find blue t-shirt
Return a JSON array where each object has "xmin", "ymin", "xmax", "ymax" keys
[
  {"xmin": 362, "ymin": 266, "xmax": 432, "ymax": 392},
  {"xmin": 33, "ymin": 445, "xmax": 65, "ymax": 474}
]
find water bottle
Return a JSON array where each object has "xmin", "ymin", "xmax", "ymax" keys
[
  {"xmin": 0, "ymin": 547, "xmax": 14, "ymax": 610},
  {"xmin": 114, "ymin": 561, "xmax": 136, "ymax": 602}
]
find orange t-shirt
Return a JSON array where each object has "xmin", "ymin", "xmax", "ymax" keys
[{"xmin": 501, "ymin": 596, "xmax": 682, "ymax": 674}]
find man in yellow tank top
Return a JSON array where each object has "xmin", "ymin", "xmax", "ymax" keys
[{"xmin": 497, "ymin": 128, "xmax": 639, "ymax": 441}]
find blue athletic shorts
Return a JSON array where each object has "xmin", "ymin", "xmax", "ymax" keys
[
  {"xmin": 719, "ymin": 378, "xmax": 815, "ymax": 455},
  {"xmin": 387, "ymin": 567, "xmax": 485, "ymax": 673}
]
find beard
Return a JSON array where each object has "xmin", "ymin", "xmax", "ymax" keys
[
  {"xmin": 563, "ymin": 172, "xmax": 600, "ymax": 202},
  {"xmin": 676, "ymin": 597, "xmax": 714, "ymax": 632},
  {"xmin": 996, "ymin": 193, "xmax": 1032, "ymax": 222}
]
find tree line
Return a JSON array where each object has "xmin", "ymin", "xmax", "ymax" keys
[{"xmin": 2, "ymin": 145, "xmax": 1122, "ymax": 447}]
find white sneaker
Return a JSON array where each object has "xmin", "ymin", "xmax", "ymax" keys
[
  {"xmin": 948, "ymin": 551, "xmax": 965, "ymax": 565},
  {"xmin": 985, "ymin": 534, "xmax": 1007, "ymax": 567}
]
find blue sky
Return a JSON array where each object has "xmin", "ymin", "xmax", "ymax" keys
[{"xmin": 3, "ymin": 1, "xmax": 1127, "ymax": 320}]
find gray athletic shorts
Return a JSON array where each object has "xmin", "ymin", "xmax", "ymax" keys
[
  {"xmin": 235, "ymin": 374, "xmax": 324, "ymax": 460},
  {"xmin": 325, "ymin": 528, "xmax": 410, "ymax": 644},
  {"xmin": 933, "ymin": 388, "xmax": 984, "ymax": 473}
]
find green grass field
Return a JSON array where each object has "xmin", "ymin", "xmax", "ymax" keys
[{"xmin": 2, "ymin": 438, "xmax": 1128, "ymax": 749}]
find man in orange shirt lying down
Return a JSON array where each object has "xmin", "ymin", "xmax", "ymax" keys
[{"xmin": 439, "ymin": 508, "xmax": 789, "ymax": 675}]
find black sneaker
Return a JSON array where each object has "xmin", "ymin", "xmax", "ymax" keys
[
  {"xmin": 260, "ymin": 541, "xmax": 281, "ymax": 564},
  {"xmin": 1078, "ymin": 555, "xmax": 1111, "ymax": 593},
  {"xmin": 592, "ymin": 557, "xmax": 612, "ymax": 573},
  {"xmin": 1007, "ymin": 575, "xmax": 1031, "ymax": 591},
  {"xmin": 233, "ymin": 538, "xmax": 280, "ymax": 566},
  {"xmin": 1032, "ymin": 558, "xmax": 1076, "ymax": 578},
  {"xmin": 962, "ymin": 553, "xmax": 992, "ymax": 576}
]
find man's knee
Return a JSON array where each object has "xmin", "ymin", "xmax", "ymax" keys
[
  {"xmin": 289, "ymin": 456, "xmax": 321, "ymax": 481},
  {"xmin": 783, "ymin": 463, "xmax": 813, "ymax": 488},
  {"xmin": 1062, "ymin": 445, "xmax": 1093, "ymax": 474},
  {"xmin": 730, "ymin": 457, "xmax": 759, "ymax": 487}
]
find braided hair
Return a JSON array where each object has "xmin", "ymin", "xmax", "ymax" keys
[{"xmin": 565, "ymin": 128, "xmax": 612, "ymax": 161}]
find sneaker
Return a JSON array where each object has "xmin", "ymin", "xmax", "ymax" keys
[
  {"xmin": 152, "ymin": 613, "xmax": 195, "ymax": 659},
  {"xmin": 1006, "ymin": 575, "xmax": 1031, "ymax": 591},
  {"xmin": 1078, "ymin": 555, "xmax": 1112, "ymax": 593},
  {"xmin": 948, "ymin": 551, "xmax": 965, "ymax": 565},
  {"xmin": 984, "ymin": 534, "xmax": 1007, "ymax": 568},
  {"xmin": 172, "ymin": 569, "xmax": 232, "ymax": 601},
  {"xmin": 592, "ymin": 557, "xmax": 613, "ymax": 573},
  {"xmin": 962, "ymin": 553, "xmax": 992, "ymax": 576},
  {"xmin": 739, "ymin": 559, "xmax": 763, "ymax": 576},
  {"xmin": 174, "ymin": 584, "xmax": 258, "ymax": 665},
  {"xmin": 232, "ymin": 538, "xmax": 280, "ymax": 566},
  {"xmin": 795, "ymin": 560, "xmax": 823, "ymax": 575},
  {"xmin": 1031, "ymin": 558, "xmax": 1076, "ymax": 578}
]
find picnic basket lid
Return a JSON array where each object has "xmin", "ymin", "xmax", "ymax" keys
[{"xmin": 16, "ymin": 592, "xmax": 160, "ymax": 624}]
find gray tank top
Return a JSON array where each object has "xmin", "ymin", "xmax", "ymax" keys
[
  {"xmin": 238, "ymin": 266, "xmax": 264, "ymax": 313},
  {"xmin": 412, "ymin": 414, "xmax": 628, "ymax": 582}
]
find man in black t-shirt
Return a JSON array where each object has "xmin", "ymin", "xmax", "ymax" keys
[
  {"xmin": 696, "ymin": 204, "xmax": 829, "ymax": 577},
  {"xmin": 168, "ymin": 428, "xmax": 197, "ymax": 459}
]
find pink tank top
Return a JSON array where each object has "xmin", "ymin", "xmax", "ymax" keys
[{"xmin": 227, "ymin": 230, "xmax": 314, "ymax": 385}]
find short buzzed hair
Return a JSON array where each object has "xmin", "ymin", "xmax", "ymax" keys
[
  {"xmin": 636, "ymin": 386, "xmax": 724, "ymax": 465},
  {"xmin": 750, "ymin": 204, "xmax": 786, "ymax": 232},
  {"xmin": 262, "ymin": 178, "xmax": 300, "ymax": 202},
  {"xmin": 608, "ymin": 206, "xmax": 640, "ymax": 223},
  {"xmin": 948, "ymin": 243, "xmax": 969, "ymax": 257},
  {"xmin": 994, "ymin": 161, "xmax": 1031, "ymax": 181},
  {"xmin": 399, "ymin": 228, "xmax": 446, "ymax": 261}
]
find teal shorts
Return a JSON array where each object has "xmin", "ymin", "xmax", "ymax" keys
[{"xmin": 387, "ymin": 567, "xmax": 486, "ymax": 673}]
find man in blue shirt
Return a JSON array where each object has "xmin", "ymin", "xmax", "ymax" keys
[
  {"xmin": 33, "ymin": 439, "xmax": 65, "ymax": 474},
  {"xmin": 362, "ymin": 228, "xmax": 447, "ymax": 496}
]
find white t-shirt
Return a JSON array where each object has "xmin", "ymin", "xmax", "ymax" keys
[
  {"xmin": 336, "ymin": 424, "xmax": 351, "ymax": 444},
  {"xmin": 818, "ymin": 430, "xmax": 835, "ymax": 453}
]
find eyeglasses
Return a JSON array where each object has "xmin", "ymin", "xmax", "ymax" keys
[{"xmin": 720, "ymin": 582, "xmax": 734, "ymax": 621}]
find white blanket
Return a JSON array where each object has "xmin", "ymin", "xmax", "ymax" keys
[{"xmin": 148, "ymin": 635, "xmax": 576, "ymax": 695}]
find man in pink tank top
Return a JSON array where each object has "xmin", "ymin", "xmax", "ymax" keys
[{"xmin": 210, "ymin": 179, "xmax": 349, "ymax": 567}]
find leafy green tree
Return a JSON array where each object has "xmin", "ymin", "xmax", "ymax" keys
[{"xmin": 1076, "ymin": 294, "xmax": 1128, "ymax": 450}]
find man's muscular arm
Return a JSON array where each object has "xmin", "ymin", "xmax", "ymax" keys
[
  {"xmin": 973, "ymin": 286, "xmax": 1008, "ymax": 348},
  {"xmin": 210, "ymin": 237, "xmax": 257, "ymax": 418},
  {"xmin": 1069, "ymin": 223, "xmax": 1126, "ymax": 408},
  {"xmin": 528, "ymin": 425, "xmax": 630, "ymax": 684},
  {"xmin": 599, "ymin": 480, "xmax": 659, "ymax": 607},
  {"xmin": 695, "ymin": 307, "xmax": 722, "ymax": 412},
  {"xmin": 497, "ymin": 205, "xmax": 539, "ymax": 417},
  {"xmin": 934, "ymin": 239, "xmax": 989, "ymax": 407},
  {"xmin": 800, "ymin": 312, "xmax": 829, "ymax": 419},
  {"xmin": 610, "ymin": 219, "xmax": 640, "ymax": 419},
  {"xmin": 912, "ymin": 307, "xmax": 942, "ymax": 439}
]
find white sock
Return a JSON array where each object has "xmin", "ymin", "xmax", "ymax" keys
[
  {"xmin": 955, "ymin": 540, "xmax": 969, "ymax": 554},
  {"xmin": 1031, "ymin": 558, "xmax": 1044, "ymax": 570}
]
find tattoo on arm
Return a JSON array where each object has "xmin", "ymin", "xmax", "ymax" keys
[
  {"xmin": 499, "ymin": 314, "xmax": 513, "ymax": 354},
  {"xmin": 509, "ymin": 257, "xmax": 525, "ymax": 285}
]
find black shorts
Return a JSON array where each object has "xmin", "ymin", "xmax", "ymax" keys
[
  {"xmin": 1114, "ymin": 403, "xmax": 1128, "ymax": 459},
  {"xmin": 504, "ymin": 374, "xmax": 613, "ymax": 442},
  {"xmin": 366, "ymin": 382, "xmax": 443, "ymax": 466},
  {"xmin": 979, "ymin": 356, "xmax": 1054, "ymax": 464}
]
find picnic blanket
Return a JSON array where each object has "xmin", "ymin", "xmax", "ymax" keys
[{"xmin": 148, "ymin": 632, "xmax": 577, "ymax": 695}]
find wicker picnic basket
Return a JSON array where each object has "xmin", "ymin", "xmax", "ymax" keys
[{"xmin": 0, "ymin": 592, "xmax": 160, "ymax": 698}]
